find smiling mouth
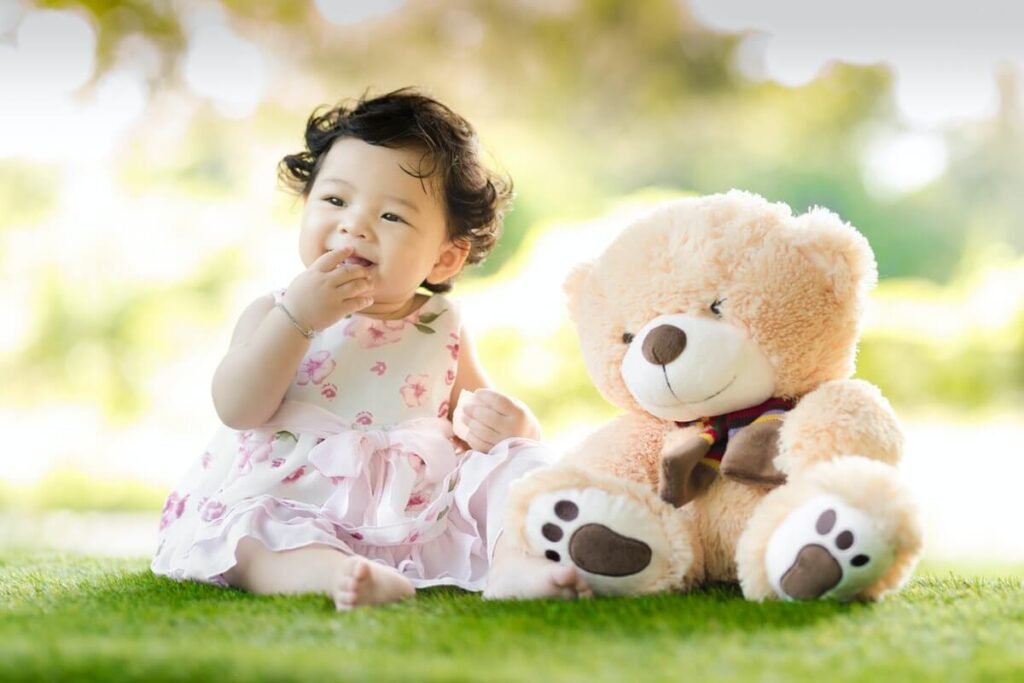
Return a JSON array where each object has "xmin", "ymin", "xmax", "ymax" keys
[{"xmin": 648, "ymin": 374, "xmax": 737, "ymax": 407}]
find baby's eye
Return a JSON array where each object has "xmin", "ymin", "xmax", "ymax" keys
[
  {"xmin": 381, "ymin": 212, "xmax": 405, "ymax": 224},
  {"xmin": 325, "ymin": 196, "xmax": 346, "ymax": 207},
  {"xmin": 710, "ymin": 298, "xmax": 726, "ymax": 317},
  {"xmin": 622, "ymin": 332, "xmax": 635, "ymax": 344}
]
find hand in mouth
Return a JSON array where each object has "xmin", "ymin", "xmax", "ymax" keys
[{"xmin": 342, "ymin": 255, "xmax": 375, "ymax": 268}]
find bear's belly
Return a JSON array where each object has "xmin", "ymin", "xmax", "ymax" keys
[{"xmin": 693, "ymin": 478, "xmax": 765, "ymax": 582}]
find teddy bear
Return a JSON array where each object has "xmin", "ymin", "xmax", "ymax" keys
[{"xmin": 501, "ymin": 190, "xmax": 923, "ymax": 601}]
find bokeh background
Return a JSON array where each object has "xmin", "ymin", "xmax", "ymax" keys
[{"xmin": 1, "ymin": 0, "xmax": 1021, "ymax": 571}]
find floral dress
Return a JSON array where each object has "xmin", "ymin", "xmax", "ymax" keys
[{"xmin": 151, "ymin": 293, "xmax": 550, "ymax": 590}]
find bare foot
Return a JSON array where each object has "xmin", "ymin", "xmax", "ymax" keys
[
  {"xmin": 332, "ymin": 557, "xmax": 415, "ymax": 610},
  {"xmin": 483, "ymin": 555, "xmax": 593, "ymax": 601}
]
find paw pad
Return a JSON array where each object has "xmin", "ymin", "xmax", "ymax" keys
[
  {"xmin": 537, "ymin": 499, "xmax": 652, "ymax": 577},
  {"xmin": 813, "ymin": 509, "xmax": 869, "ymax": 565},
  {"xmin": 765, "ymin": 494, "xmax": 894, "ymax": 602},
  {"xmin": 554, "ymin": 500, "xmax": 578, "ymax": 521}
]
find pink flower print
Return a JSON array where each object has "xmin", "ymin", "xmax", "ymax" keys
[
  {"xmin": 437, "ymin": 400, "xmax": 450, "ymax": 418},
  {"xmin": 405, "ymin": 531, "xmax": 420, "ymax": 544},
  {"xmin": 237, "ymin": 431, "xmax": 273, "ymax": 472},
  {"xmin": 271, "ymin": 458, "xmax": 285, "ymax": 468},
  {"xmin": 446, "ymin": 332, "xmax": 460, "ymax": 361},
  {"xmin": 282, "ymin": 466, "xmax": 307, "ymax": 484},
  {"xmin": 297, "ymin": 350, "xmax": 336, "ymax": 386},
  {"xmin": 329, "ymin": 475, "xmax": 346, "ymax": 485},
  {"xmin": 445, "ymin": 368, "xmax": 455, "ymax": 386},
  {"xmin": 354, "ymin": 411, "xmax": 373, "ymax": 426},
  {"xmin": 405, "ymin": 493, "xmax": 428, "ymax": 510},
  {"xmin": 201, "ymin": 451, "xmax": 213, "ymax": 469},
  {"xmin": 347, "ymin": 319, "xmax": 406, "ymax": 348},
  {"xmin": 366, "ymin": 325, "xmax": 386, "ymax": 345},
  {"xmin": 371, "ymin": 361, "xmax": 387, "ymax": 376},
  {"xmin": 350, "ymin": 531, "xmax": 364, "ymax": 541},
  {"xmin": 201, "ymin": 499, "xmax": 227, "ymax": 523},
  {"xmin": 321, "ymin": 383, "xmax": 338, "ymax": 400},
  {"xmin": 159, "ymin": 492, "xmax": 189, "ymax": 530},
  {"xmin": 400, "ymin": 374, "xmax": 430, "ymax": 407}
]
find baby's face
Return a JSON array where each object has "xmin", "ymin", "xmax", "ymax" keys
[{"xmin": 299, "ymin": 137, "xmax": 462, "ymax": 314}]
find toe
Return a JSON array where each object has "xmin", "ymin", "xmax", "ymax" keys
[
  {"xmin": 351, "ymin": 559, "xmax": 371, "ymax": 583},
  {"xmin": 550, "ymin": 564, "xmax": 578, "ymax": 588},
  {"xmin": 333, "ymin": 591, "xmax": 357, "ymax": 611},
  {"xmin": 557, "ymin": 586, "xmax": 579, "ymax": 601}
]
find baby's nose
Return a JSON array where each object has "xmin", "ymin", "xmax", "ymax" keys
[{"xmin": 338, "ymin": 217, "xmax": 370, "ymax": 238}]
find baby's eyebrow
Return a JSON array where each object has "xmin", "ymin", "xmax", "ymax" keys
[{"xmin": 384, "ymin": 194, "xmax": 421, "ymax": 214}]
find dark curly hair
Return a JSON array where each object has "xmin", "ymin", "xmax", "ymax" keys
[{"xmin": 278, "ymin": 88, "xmax": 513, "ymax": 293}]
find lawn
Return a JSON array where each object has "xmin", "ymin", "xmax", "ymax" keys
[{"xmin": 1, "ymin": 553, "xmax": 1021, "ymax": 682}]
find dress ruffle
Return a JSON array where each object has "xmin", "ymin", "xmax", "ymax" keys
[{"xmin": 151, "ymin": 400, "xmax": 550, "ymax": 590}]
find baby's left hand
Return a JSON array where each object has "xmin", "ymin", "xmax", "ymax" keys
[{"xmin": 459, "ymin": 389, "xmax": 541, "ymax": 453}]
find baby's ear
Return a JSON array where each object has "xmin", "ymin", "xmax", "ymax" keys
[{"xmin": 564, "ymin": 261, "xmax": 594, "ymax": 321}]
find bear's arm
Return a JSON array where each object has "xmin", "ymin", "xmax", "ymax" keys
[
  {"xmin": 775, "ymin": 378, "xmax": 904, "ymax": 475},
  {"xmin": 561, "ymin": 413, "xmax": 672, "ymax": 490}
]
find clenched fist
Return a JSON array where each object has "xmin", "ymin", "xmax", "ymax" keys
[
  {"xmin": 458, "ymin": 389, "xmax": 542, "ymax": 453},
  {"xmin": 282, "ymin": 247, "xmax": 374, "ymax": 332}
]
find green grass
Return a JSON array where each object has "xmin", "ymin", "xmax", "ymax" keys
[{"xmin": 1, "ymin": 554, "xmax": 1022, "ymax": 682}]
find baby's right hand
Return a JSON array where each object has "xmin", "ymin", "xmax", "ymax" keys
[{"xmin": 282, "ymin": 248, "xmax": 374, "ymax": 332}]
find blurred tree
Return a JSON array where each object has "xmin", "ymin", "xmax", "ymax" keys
[{"xmin": 2, "ymin": 0, "xmax": 1022, "ymax": 422}]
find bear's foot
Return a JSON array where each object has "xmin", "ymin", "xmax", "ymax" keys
[
  {"xmin": 514, "ymin": 470, "xmax": 700, "ymax": 595},
  {"xmin": 538, "ymin": 497, "xmax": 653, "ymax": 576},
  {"xmin": 765, "ymin": 494, "xmax": 894, "ymax": 601}
]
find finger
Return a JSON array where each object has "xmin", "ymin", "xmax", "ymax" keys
[
  {"xmin": 465, "ymin": 414, "xmax": 502, "ymax": 441},
  {"xmin": 335, "ymin": 277, "xmax": 374, "ymax": 298},
  {"xmin": 472, "ymin": 389, "xmax": 516, "ymax": 415},
  {"xmin": 466, "ymin": 433, "xmax": 496, "ymax": 453},
  {"xmin": 328, "ymin": 265, "xmax": 373, "ymax": 285},
  {"xmin": 314, "ymin": 247, "xmax": 354, "ymax": 272},
  {"xmin": 464, "ymin": 404, "xmax": 508, "ymax": 431},
  {"xmin": 344, "ymin": 295, "xmax": 374, "ymax": 312}
]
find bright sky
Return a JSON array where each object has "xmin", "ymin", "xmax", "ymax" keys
[
  {"xmin": 689, "ymin": 0, "xmax": 1024, "ymax": 192},
  {"xmin": 3, "ymin": 2, "xmax": 1020, "ymax": 190}
]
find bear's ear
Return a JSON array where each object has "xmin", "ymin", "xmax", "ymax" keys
[
  {"xmin": 564, "ymin": 261, "xmax": 594, "ymax": 320},
  {"xmin": 793, "ymin": 207, "xmax": 878, "ymax": 302}
]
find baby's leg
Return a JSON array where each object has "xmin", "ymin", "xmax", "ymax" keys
[
  {"xmin": 483, "ymin": 532, "xmax": 593, "ymax": 601},
  {"xmin": 224, "ymin": 537, "xmax": 414, "ymax": 610}
]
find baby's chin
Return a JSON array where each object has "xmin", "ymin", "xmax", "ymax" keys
[{"xmin": 357, "ymin": 293, "xmax": 426, "ymax": 320}]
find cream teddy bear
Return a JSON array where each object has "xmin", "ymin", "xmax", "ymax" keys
[{"xmin": 502, "ymin": 191, "xmax": 923, "ymax": 601}]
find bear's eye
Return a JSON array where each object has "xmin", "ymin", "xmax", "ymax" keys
[
  {"xmin": 622, "ymin": 332, "xmax": 635, "ymax": 344},
  {"xmin": 710, "ymin": 298, "xmax": 726, "ymax": 317}
]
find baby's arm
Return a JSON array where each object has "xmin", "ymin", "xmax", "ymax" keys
[
  {"xmin": 449, "ymin": 325, "xmax": 542, "ymax": 452},
  {"xmin": 212, "ymin": 248, "xmax": 373, "ymax": 429}
]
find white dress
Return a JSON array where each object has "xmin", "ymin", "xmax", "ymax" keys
[{"xmin": 151, "ymin": 293, "xmax": 550, "ymax": 590}]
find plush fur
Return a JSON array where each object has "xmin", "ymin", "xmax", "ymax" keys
[{"xmin": 505, "ymin": 190, "xmax": 923, "ymax": 601}]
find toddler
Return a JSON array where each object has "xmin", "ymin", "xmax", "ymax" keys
[{"xmin": 151, "ymin": 89, "xmax": 591, "ymax": 607}]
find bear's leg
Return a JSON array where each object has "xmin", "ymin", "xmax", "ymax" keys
[
  {"xmin": 503, "ymin": 464, "xmax": 703, "ymax": 595},
  {"xmin": 735, "ymin": 456, "xmax": 922, "ymax": 602}
]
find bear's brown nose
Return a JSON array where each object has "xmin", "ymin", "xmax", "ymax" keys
[{"xmin": 641, "ymin": 325, "xmax": 687, "ymax": 365}]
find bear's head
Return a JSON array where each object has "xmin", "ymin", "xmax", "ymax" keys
[{"xmin": 565, "ymin": 191, "xmax": 877, "ymax": 422}]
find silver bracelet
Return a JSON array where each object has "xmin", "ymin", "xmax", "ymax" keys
[{"xmin": 275, "ymin": 301, "xmax": 315, "ymax": 339}]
